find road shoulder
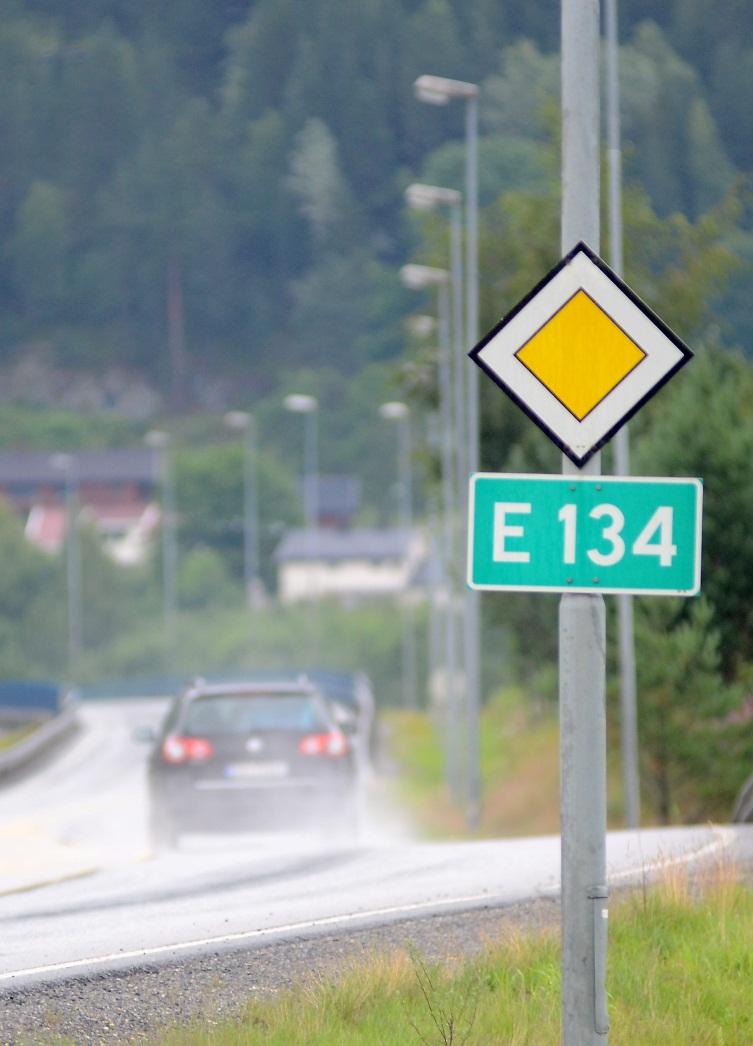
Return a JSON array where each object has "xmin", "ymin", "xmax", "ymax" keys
[{"xmin": 0, "ymin": 896, "xmax": 558, "ymax": 1045}]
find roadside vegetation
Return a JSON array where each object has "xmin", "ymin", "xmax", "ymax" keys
[
  {"xmin": 81, "ymin": 599, "xmax": 416, "ymax": 706},
  {"xmin": 383, "ymin": 688, "xmax": 562, "ymax": 838},
  {"xmin": 383, "ymin": 685, "xmax": 643, "ymax": 839},
  {"xmin": 145, "ymin": 868, "xmax": 753, "ymax": 1045}
]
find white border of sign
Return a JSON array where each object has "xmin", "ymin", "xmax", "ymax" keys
[
  {"xmin": 469, "ymin": 243, "xmax": 693, "ymax": 466},
  {"xmin": 467, "ymin": 472, "xmax": 703, "ymax": 596}
]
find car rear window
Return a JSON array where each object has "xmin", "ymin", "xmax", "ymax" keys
[{"xmin": 183, "ymin": 694, "xmax": 328, "ymax": 735}]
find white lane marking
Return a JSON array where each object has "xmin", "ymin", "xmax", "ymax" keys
[
  {"xmin": 608, "ymin": 826, "xmax": 734, "ymax": 883},
  {"xmin": 0, "ymin": 889, "xmax": 509, "ymax": 983},
  {"xmin": 0, "ymin": 827, "xmax": 734, "ymax": 985}
]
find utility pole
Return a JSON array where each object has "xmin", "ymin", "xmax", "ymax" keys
[
  {"xmin": 380, "ymin": 401, "xmax": 418, "ymax": 710},
  {"xmin": 224, "ymin": 411, "xmax": 262, "ymax": 611},
  {"xmin": 404, "ymin": 186, "xmax": 467, "ymax": 723},
  {"xmin": 437, "ymin": 279, "xmax": 463, "ymax": 799},
  {"xmin": 401, "ymin": 265, "xmax": 462, "ymax": 797},
  {"xmin": 463, "ymin": 86, "xmax": 482, "ymax": 831},
  {"xmin": 560, "ymin": 0, "xmax": 609, "ymax": 1042},
  {"xmin": 51, "ymin": 453, "xmax": 83, "ymax": 680},
  {"xmin": 283, "ymin": 393, "xmax": 320, "ymax": 663},
  {"xmin": 145, "ymin": 430, "xmax": 177, "ymax": 672},
  {"xmin": 606, "ymin": 0, "xmax": 641, "ymax": 830},
  {"xmin": 166, "ymin": 255, "xmax": 188, "ymax": 411}
]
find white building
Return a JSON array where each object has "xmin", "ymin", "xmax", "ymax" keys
[{"xmin": 274, "ymin": 527, "xmax": 426, "ymax": 604}]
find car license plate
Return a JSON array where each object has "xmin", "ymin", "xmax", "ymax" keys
[{"xmin": 225, "ymin": 761, "xmax": 289, "ymax": 779}]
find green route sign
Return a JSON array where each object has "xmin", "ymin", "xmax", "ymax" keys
[{"xmin": 468, "ymin": 473, "xmax": 702, "ymax": 596}]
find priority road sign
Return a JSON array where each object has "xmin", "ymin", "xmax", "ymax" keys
[
  {"xmin": 468, "ymin": 473, "xmax": 702, "ymax": 595},
  {"xmin": 469, "ymin": 242, "xmax": 692, "ymax": 466}
]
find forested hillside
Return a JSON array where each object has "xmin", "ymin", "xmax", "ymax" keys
[{"xmin": 2, "ymin": 0, "xmax": 752, "ymax": 409}]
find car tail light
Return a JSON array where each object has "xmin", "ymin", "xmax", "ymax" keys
[
  {"xmin": 160, "ymin": 735, "xmax": 214, "ymax": 764},
  {"xmin": 298, "ymin": 731, "xmax": 349, "ymax": 757}
]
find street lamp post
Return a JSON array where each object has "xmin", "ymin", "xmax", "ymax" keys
[
  {"xmin": 378, "ymin": 402, "xmax": 413, "ymax": 531},
  {"xmin": 224, "ymin": 411, "xmax": 261, "ymax": 611},
  {"xmin": 283, "ymin": 393, "xmax": 319, "ymax": 623},
  {"xmin": 413, "ymin": 76, "xmax": 480, "ymax": 457},
  {"xmin": 424, "ymin": 413, "xmax": 446, "ymax": 729},
  {"xmin": 401, "ymin": 264, "xmax": 462, "ymax": 797},
  {"xmin": 405, "ymin": 184, "xmax": 466, "ymax": 524},
  {"xmin": 414, "ymin": 74, "xmax": 482, "ymax": 828},
  {"xmin": 380, "ymin": 401, "xmax": 418, "ymax": 710},
  {"xmin": 283, "ymin": 394, "xmax": 319, "ymax": 537},
  {"xmin": 50, "ymin": 453, "xmax": 82, "ymax": 680},
  {"xmin": 145, "ymin": 430, "xmax": 177, "ymax": 671}
]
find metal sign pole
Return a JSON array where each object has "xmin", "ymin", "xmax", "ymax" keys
[{"xmin": 561, "ymin": 0, "xmax": 609, "ymax": 1042}]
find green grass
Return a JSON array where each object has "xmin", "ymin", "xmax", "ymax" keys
[
  {"xmin": 383, "ymin": 688, "xmax": 564, "ymax": 838},
  {"xmin": 145, "ymin": 871, "xmax": 753, "ymax": 1044}
]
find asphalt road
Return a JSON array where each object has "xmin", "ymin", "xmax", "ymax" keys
[{"xmin": 0, "ymin": 698, "xmax": 748, "ymax": 998}]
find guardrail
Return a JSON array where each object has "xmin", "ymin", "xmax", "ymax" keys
[
  {"xmin": 0, "ymin": 681, "xmax": 79, "ymax": 783},
  {"xmin": 0, "ymin": 705, "xmax": 78, "ymax": 781},
  {"xmin": 732, "ymin": 773, "xmax": 753, "ymax": 823}
]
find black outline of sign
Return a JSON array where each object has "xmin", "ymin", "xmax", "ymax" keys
[{"xmin": 468, "ymin": 241, "xmax": 693, "ymax": 467}]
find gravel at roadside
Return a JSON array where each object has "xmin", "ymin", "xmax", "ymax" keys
[{"xmin": 0, "ymin": 897, "xmax": 558, "ymax": 1045}]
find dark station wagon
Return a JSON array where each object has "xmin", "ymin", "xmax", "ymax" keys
[{"xmin": 147, "ymin": 678, "xmax": 358, "ymax": 848}]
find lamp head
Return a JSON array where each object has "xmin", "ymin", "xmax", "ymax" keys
[
  {"xmin": 379, "ymin": 401, "xmax": 409, "ymax": 421},
  {"xmin": 224, "ymin": 410, "xmax": 251, "ymax": 431},
  {"xmin": 400, "ymin": 263, "xmax": 449, "ymax": 290},
  {"xmin": 406, "ymin": 183, "xmax": 461, "ymax": 211},
  {"xmin": 144, "ymin": 429, "xmax": 170, "ymax": 450},
  {"xmin": 414, "ymin": 74, "xmax": 479, "ymax": 104},
  {"xmin": 283, "ymin": 393, "xmax": 318, "ymax": 413}
]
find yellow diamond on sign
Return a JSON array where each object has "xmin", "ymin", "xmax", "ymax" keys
[{"xmin": 515, "ymin": 290, "xmax": 646, "ymax": 421}]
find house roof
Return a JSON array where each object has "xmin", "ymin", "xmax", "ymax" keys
[
  {"xmin": 0, "ymin": 449, "xmax": 159, "ymax": 486},
  {"xmin": 275, "ymin": 527, "xmax": 416, "ymax": 563},
  {"xmin": 301, "ymin": 474, "xmax": 361, "ymax": 518}
]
